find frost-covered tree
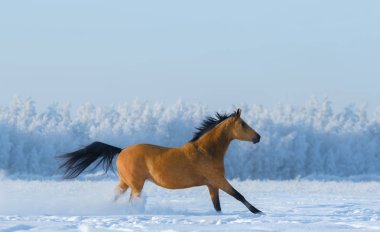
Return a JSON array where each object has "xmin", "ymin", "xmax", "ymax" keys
[{"xmin": 0, "ymin": 97, "xmax": 379, "ymax": 180}]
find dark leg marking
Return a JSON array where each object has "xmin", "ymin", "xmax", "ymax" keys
[{"xmin": 230, "ymin": 186, "xmax": 262, "ymax": 214}]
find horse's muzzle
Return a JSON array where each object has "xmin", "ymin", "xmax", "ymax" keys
[{"xmin": 252, "ymin": 134, "xmax": 261, "ymax": 144}]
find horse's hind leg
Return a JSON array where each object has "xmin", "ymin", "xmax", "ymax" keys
[
  {"xmin": 114, "ymin": 181, "xmax": 129, "ymax": 202},
  {"xmin": 129, "ymin": 179, "xmax": 146, "ymax": 203},
  {"xmin": 207, "ymin": 185, "xmax": 221, "ymax": 212}
]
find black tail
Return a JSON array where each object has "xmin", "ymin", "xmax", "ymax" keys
[{"xmin": 58, "ymin": 141, "xmax": 122, "ymax": 179}]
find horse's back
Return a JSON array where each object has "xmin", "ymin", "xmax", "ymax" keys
[
  {"xmin": 123, "ymin": 143, "xmax": 171, "ymax": 155},
  {"xmin": 116, "ymin": 143, "xmax": 170, "ymax": 168}
]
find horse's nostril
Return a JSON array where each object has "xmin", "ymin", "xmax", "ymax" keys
[{"xmin": 252, "ymin": 134, "xmax": 261, "ymax": 144}]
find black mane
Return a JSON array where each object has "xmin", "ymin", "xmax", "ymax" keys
[{"xmin": 190, "ymin": 111, "xmax": 236, "ymax": 142}]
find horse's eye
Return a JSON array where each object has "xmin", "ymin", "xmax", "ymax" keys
[{"xmin": 241, "ymin": 121, "xmax": 247, "ymax": 128}]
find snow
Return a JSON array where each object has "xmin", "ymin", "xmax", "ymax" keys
[
  {"xmin": 1, "ymin": 179, "xmax": 379, "ymax": 231},
  {"xmin": 1, "ymin": 98, "xmax": 380, "ymax": 180}
]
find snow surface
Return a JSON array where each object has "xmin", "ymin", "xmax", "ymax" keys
[
  {"xmin": 1, "ymin": 98, "xmax": 380, "ymax": 180},
  {"xmin": 0, "ymin": 179, "xmax": 379, "ymax": 231}
]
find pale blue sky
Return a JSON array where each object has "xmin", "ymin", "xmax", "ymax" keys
[{"xmin": 1, "ymin": 1, "xmax": 379, "ymax": 111}]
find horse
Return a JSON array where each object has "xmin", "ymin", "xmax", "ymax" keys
[{"xmin": 58, "ymin": 108, "xmax": 263, "ymax": 214}]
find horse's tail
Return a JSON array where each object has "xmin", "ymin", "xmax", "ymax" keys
[{"xmin": 58, "ymin": 141, "xmax": 122, "ymax": 179}]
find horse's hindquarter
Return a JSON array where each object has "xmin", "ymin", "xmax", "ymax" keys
[{"xmin": 116, "ymin": 144, "xmax": 155, "ymax": 183}]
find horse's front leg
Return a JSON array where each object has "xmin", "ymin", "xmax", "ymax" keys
[
  {"xmin": 211, "ymin": 177, "xmax": 263, "ymax": 214},
  {"xmin": 207, "ymin": 185, "xmax": 221, "ymax": 212}
]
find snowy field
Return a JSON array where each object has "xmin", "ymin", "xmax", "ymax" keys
[{"xmin": 1, "ymin": 179, "xmax": 379, "ymax": 232}]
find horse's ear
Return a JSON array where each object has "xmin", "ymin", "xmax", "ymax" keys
[{"xmin": 235, "ymin": 108, "xmax": 241, "ymax": 118}]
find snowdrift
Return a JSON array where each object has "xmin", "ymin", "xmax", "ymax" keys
[{"xmin": 1, "ymin": 98, "xmax": 380, "ymax": 180}]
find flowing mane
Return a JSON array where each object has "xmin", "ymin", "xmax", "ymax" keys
[{"xmin": 190, "ymin": 111, "xmax": 237, "ymax": 142}]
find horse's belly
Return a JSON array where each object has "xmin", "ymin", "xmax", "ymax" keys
[
  {"xmin": 148, "ymin": 167, "xmax": 205, "ymax": 189},
  {"xmin": 149, "ymin": 177, "xmax": 204, "ymax": 189}
]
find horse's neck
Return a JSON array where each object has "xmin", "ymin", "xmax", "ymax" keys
[{"xmin": 196, "ymin": 122, "xmax": 232, "ymax": 160}]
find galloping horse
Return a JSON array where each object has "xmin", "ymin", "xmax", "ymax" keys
[{"xmin": 59, "ymin": 109, "xmax": 263, "ymax": 214}]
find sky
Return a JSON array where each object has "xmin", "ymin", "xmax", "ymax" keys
[{"xmin": 0, "ymin": 0, "xmax": 379, "ymax": 111}]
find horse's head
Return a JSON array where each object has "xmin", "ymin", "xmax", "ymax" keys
[{"xmin": 229, "ymin": 109, "xmax": 261, "ymax": 144}]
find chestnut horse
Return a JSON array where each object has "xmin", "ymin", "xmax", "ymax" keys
[{"xmin": 59, "ymin": 109, "xmax": 263, "ymax": 214}]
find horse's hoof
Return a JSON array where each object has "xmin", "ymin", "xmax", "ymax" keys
[{"xmin": 255, "ymin": 211, "xmax": 265, "ymax": 215}]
